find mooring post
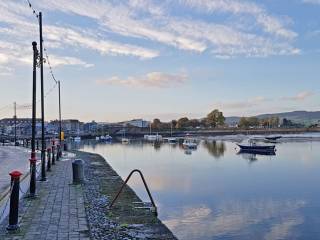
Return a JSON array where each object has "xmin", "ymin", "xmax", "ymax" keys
[
  {"xmin": 7, "ymin": 171, "xmax": 22, "ymax": 231},
  {"xmin": 52, "ymin": 140, "xmax": 56, "ymax": 165},
  {"xmin": 56, "ymin": 144, "xmax": 61, "ymax": 161},
  {"xmin": 47, "ymin": 147, "xmax": 51, "ymax": 171}
]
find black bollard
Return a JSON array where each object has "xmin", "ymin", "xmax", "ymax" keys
[
  {"xmin": 36, "ymin": 140, "xmax": 39, "ymax": 150},
  {"xmin": 47, "ymin": 148, "xmax": 51, "ymax": 171},
  {"xmin": 56, "ymin": 144, "xmax": 60, "ymax": 161},
  {"xmin": 52, "ymin": 143, "xmax": 56, "ymax": 165},
  {"xmin": 29, "ymin": 157, "xmax": 37, "ymax": 198},
  {"xmin": 7, "ymin": 171, "xmax": 22, "ymax": 231}
]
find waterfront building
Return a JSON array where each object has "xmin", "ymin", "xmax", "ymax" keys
[{"xmin": 124, "ymin": 119, "xmax": 150, "ymax": 128}]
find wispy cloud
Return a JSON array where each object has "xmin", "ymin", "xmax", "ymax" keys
[
  {"xmin": 282, "ymin": 91, "xmax": 314, "ymax": 101},
  {"xmin": 215, "ymin": 96, "xmax": 270, "ymax": 110},
  {"xmin": 33, "ymin": 0, "xmax": 299, "ymax": 58},
  {"xmin": 302, "ymin": 0, "xmax": 320, "ymax": 4},
  {"xmin": 180, "ymin": 0, "xmax": 297, "ymax": 39},
  {"xmin": 97, "ymin": 72, "xmax": 188, "ymax": 88}
]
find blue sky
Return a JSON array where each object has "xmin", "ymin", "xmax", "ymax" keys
[{"xmin": 0, "ymin": 0, "xmax": 320, "ymax": 122}]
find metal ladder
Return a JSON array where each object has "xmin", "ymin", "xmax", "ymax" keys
[{"xmin": 109, "ymin": 169, "xmax": 158, "ymax": 216}]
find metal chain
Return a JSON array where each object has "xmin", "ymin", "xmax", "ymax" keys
[{"xmin": 0, "ymin": 185, "xmax": 13, "ymax": 221}]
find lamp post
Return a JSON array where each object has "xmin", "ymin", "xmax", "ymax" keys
[
  {"xmin": 39, "ymin": 12, "xmax": 46, "ymax": 181},
  {"xmin": 29, "ymin": 41, "xmax": 38, "ymax": 198},
  {"xmin": 58, "ymin": 80, "xmax": 62, "ymax": 153},
  {"xmin": 13, "ymin": 102, "xmax": 16, "ymax": 145}
]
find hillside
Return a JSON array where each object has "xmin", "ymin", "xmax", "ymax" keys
[{"xmin": 225, "ymin": 111, "xmax": 320, "ymax": 125}]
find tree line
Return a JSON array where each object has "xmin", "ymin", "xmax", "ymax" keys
[{"xmin": 151, "ymin": 109, "xmax": 225, "ymax": 130}]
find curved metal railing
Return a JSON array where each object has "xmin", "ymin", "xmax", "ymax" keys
[{"xmin": 109, "ymin": 169, "xmax": 157, "ymax": 216}]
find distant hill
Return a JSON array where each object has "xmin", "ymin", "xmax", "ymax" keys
[{"xmin": 225, "ymin": 111, "xmax": 320, "ymax": 125}]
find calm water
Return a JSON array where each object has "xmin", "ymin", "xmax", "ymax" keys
[{"xmin": 77, "ymin": 136, "xmax": 320, "ymax": 240}]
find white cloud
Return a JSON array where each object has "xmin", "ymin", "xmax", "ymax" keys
[
  {"xmin": 97, "ymin": 72, "xmax": 188, "ymax": 88},
  {"xmin": 282, "ymin": 91, "xmax": 314, "ymax": 101},
  {"xmin": 214, "ymin": 96, "xmax": 270, "ymax": 110},
  {"xmin": 302, "ymin": 0, "xmax": 320, "ymax": 4},
  {"xmin": 34, "ymin": 0, "xmax": 299, "ymax": 58},
  {"xmin": 44, "ymin": 26, "xmax": 159, "ymax": 59},
  {"xmin": 179, "ymin": 0, "xmax": 297, "ymax": 39}
]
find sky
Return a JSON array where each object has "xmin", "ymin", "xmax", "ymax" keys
[{"xmin": 0, "ymin": 0, "xmax": 320, "ymax": 122}]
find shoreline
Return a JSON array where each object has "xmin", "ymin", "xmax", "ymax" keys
[
  {"xmin": 75, "ymin": 128, "xmax": 320, "ymax": 139},
  {"xmin": 75, "ymin": 150, "xmax": 177, "ymax": 239}
]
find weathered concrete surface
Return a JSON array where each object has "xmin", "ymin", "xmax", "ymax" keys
[
  {"xmin": 75, "ymin": 150, "xmax": 177, "ymax": 240},
  {"xmin": 0, "ymin": 154, "xmax": 90, "ymax": 240}
]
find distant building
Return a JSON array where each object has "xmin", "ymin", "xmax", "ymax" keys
[
  {"xmin": 125, "ymin": 119, "xmax": 149, "ymax": 128},
  {"xmin": 0, "ymin": 118, "xmax": 42, "ymax": 136},
  {"xmin": 62, "ymin": 119, "xmax": 83, "ymax": 134},
  {"xmin": 83, "ymin": 121, "xmax": 98, "ymax": 133}
]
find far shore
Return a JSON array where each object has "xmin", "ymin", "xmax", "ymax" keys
[{"xmin": 79, "ymin": 127, "xmax": 320, "ymax": 139}]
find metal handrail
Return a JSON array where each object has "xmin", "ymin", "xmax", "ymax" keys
[{"xmin": 109, "ymin": 169, "xmax": 157, "ymax": 216}]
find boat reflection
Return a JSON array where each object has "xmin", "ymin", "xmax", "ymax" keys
[
  {"xmin": 202, "ymin": 140, "xmax": 226, "ymax": 158},
  {"xmin": 238, "ymin": 150, "xmax": 276, "ymax": 163}
]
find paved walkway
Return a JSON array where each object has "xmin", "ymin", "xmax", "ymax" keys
[{"xmin": 0, "ymin": 154, "xmax": 90, "ymax": 240}]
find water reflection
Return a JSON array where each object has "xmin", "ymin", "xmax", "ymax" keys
[
  {"xmin": 237, "ymin": 150, "xmax": 276, "ymax": 163},
  {"xmin": 76, "ymin": 138, "xmax": 320, "ymax": 240},
  {"xmin": 202, "ymin": 140, "xmax": 226, "ymax": 158},
  {"xmin": 164, "ymin": 199, "xmax": 305, "ymax": 240}
]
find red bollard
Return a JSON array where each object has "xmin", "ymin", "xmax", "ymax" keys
[{"xmin": 7, "ymin": 171, "xmax": 22, "ymax": 231}]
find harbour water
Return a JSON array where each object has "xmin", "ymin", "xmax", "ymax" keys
[{"xmin": 77, "ymin": 135, "xmax": 320, "ymax": 240}]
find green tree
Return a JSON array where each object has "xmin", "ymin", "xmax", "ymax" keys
[
  {"xmin": 206, "ymin": 109, "xmax": 225, "ymax": 127},
  {"xmin": 247, "ymin": 117, "xmax": 259, "ymax": 127},
  {"xmin": 151, "ymin": 118, "xmax": 161, "ymax": 129},
  {"xmin": 188, "ymin": 119, "xmax": 200, "ymax": 128},
  {"xmin": 176, "ymin": 117, "xmax": 189, "ymax": 129},
  {"xmin": 239, "ymin": 117, "xmax": 249, "ymax": 128}
]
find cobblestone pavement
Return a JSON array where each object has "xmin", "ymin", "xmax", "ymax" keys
[{"xmin": 0, "ymin": 155, "xmax": 90, "ymax": 240}]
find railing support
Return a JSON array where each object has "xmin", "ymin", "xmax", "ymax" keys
[{"xmin": 109, "ymin": 169, "xmax": 157, "ymax": 216}]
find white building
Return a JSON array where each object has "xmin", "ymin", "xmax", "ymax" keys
[{"xmin": 125, "ymin": 119, "xmax": 149, "ymax": 128}]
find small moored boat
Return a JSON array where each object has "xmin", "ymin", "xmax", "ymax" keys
[
  {"xmin": 183, "ymin": 139, "xmax": 198, "ymax": 149},
  {"xmin": 121, "ymin": 138, "xmax": 129, "ymax": 144},
  {"xmin": 237, "ymin": 143, "xmax": 275, "ymax": 153}
]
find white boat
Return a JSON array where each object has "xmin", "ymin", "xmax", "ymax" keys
[
  {"xmin": 167, "ymin": 122, "xmax": 177, "ymax": 144},
  {"xmin": 121, "ymin": 138, "xmax": 129, "ymax": 144},
  {"xmin": 144, "ymin": 122, "xmax": 162, "ymax": 141},
  {"xmin": 74, "ymin": 136, "xmax": 81, "ymax": 142},
  {"xmin": 183, "ymin": 138, "xmax": 197, "ymax": 149},
  {"xmin": 144, "ymin": 134, "xmax": 162, "ymax": 141}
]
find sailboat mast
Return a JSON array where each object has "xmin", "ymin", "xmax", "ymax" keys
[{"xmin": 149, "ymin": 121, "xmax": 151, "ymax": 135}]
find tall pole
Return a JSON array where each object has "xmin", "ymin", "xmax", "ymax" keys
[
  {"xmin": 13, "ymin": 102, "xmax": 16, "ymax": 145},
  {"xmin": 58, "ymin": 81, "xmax": 62, "ymax": 145},
  {"xmin": 39, "ymin": 12, "xmax": 46, "ymax": 181},
  {"xmin": 29, "ymin": 41, "xmax": 38, "ymax": 198}
]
